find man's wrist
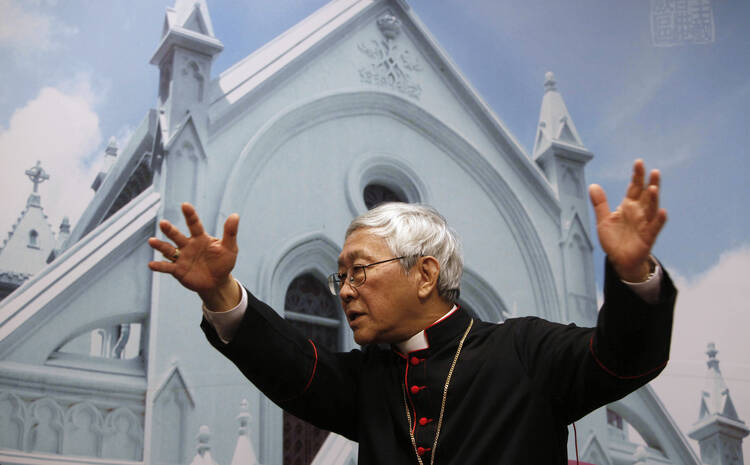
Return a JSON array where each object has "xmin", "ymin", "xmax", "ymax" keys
[
  {"xmin": 199, "ymin": 275, "xmax": 241, "ymax": 312},
  {"xmin": 616, "ymin": 258, "xmax": 655, "ymax": 283}
]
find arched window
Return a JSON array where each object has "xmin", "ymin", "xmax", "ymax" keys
[
  {"xmin": 283, "ymin": 274, "xmax": 342, "ymax": 465},
  {"xmin": 28, "ymin": 229, "xmax": 39, "ymax": 248},
  {"xmin": 363, "ymin": 183, "xmax": 406, "ymax": 210}
]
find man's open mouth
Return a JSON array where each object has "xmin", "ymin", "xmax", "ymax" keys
[{"xmin": 347, "ymin": 311, "xmax": 364, "ymax": 322}]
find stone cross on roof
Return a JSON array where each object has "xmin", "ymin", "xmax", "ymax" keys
[{"xmin": 25, "ymin": 160, "xmax": 50, "ymax": 193}]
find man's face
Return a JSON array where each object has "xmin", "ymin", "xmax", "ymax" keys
[{"xmin": 337, "ymin": 228, "xmax": 420, "ymax": 345}]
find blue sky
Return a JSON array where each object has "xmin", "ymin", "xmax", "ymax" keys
[{"xmin": 1, "ymin": 0, "xmax": 749, "ymax": 459}]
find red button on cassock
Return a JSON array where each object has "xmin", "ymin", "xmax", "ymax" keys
[
  {"xmin": 410, "ymin": 356, "xmax": 421, "ymax": 366},
  {"xmin": 417, "ymin": 446, "xmax": 430, "ymax": 456},
  {"xmin": 410, "ymin": 385, "xmax": 421, "ymax": 395},
  {"xmin": 419, "ymin": 417, "xmax": 430, "ymax": 426}
]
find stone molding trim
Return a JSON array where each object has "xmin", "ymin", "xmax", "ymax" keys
[
  {"xmin": 345, "ymin": 152, "xmax": 430, "ymax": 217},
  {"xmin": 219, "ymin": 91, "xmax": 560, "ymax": 321}
]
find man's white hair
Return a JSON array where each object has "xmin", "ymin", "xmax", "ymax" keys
[{"xmin": 346, "ymin": 202, "xmax": 463, "ymax": 304}]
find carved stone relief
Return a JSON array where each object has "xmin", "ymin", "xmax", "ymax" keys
[
  {"xmin": 357, "ymin": 13, "xmax": 423, "ymax": 99},
  {"xmin": 63, "ymin": 402, "xmax": 103, "ymax": 457},
  {"xmin": 28, "ymin": 398, "xmax": 64, "ymax": 453},
  {"xmin": 102, "ymin": 408, "xmax": 143, "ymax": 460},
  {"xmin": 0, "ymin": 392, "xmax": 25, "ymax": 449},
  {"xmin": 0, "ymin": 390, "xmax": 143, "ymax": 460}
]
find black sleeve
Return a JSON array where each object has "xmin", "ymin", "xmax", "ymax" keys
[
  {"xmin": 513, "ymin": 257, "xmax": 677, "ymax": 424},
  {"xmin": 201, "ymin": 287, "xmax": 362, "ymax": 440}
]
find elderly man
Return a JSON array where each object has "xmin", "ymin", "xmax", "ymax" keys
[{"xmin": 148, "ymin": 160, "xmax": 674, "ymax": 464}]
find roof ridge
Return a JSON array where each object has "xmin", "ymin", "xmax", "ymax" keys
[{"xmin": 210, "ymin": 0, "xmax": 366, "ymax": 103}]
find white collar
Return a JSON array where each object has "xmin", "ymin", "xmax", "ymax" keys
[{"xmin": 395, "ymin": 305, "xmax": 458, "ymax": 354}]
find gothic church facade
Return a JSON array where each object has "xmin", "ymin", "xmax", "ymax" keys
[{"xmin": 0, "ymin": 1, "xmax": 716, "ymax": 464}]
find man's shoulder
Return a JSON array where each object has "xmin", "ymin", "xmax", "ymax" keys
[
  {"xmin": 475, "ymin": 316, "xmax": 586, "ymax": 340},
  {"xmin": 477, "ymin": 315, "xmax": 554, "ymax": 329}
]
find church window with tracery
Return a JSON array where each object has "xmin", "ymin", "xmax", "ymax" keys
[{"xmin": 283, "ymin": 273, "xmax": 342, "ymax": 465}]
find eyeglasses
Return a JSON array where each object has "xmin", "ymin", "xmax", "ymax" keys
[{"xmin": 327, "ymin": 256, "xmax": 406, "ymax": 296}]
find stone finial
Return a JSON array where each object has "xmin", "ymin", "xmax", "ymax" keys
[
  {"xmin": 105, "ymin": 137, "xmax": 118, "ymax": 157},
  {"xmin": 230, "ymin": 398, "xmax": 259, "ymax": 464},
  {"xmin": 25, "ymin": 161, "xmax": 50, "ymax": 194},
  {"xmin": 59, "ymin": 217, "xmax": 71, "ymax": 234},
  {"xmin": 706, "ymin": 341, "xmax": 719, "ymax": 370},
  {"xmin": 377, "ymin": 13, "xmax": 401, "ymax": 40},
  {"xmin": 544, "ymin": 71, "xmax": 557, "ymax": 92},
  {"xmin": 237, "ymin": 398, "xmax": 250, "ymax": 435},
  {"xmin": 196, "ymin": 425, "xmax": 211, "ymax": 455}
]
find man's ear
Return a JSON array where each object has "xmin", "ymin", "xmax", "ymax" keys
[{"xmin": 416, "ymin": 256, "xmax": 440, "ymax": 299}]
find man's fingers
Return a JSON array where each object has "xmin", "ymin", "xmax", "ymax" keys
[
  {"xmin": 148, "ymin": 237, "xmax": 180, "ymax": 259},
  {"xmin": 647, "ymin": 169, "xmax": 661, "ymax": 188},
  {"xmin": 148, "ymin": 260, "xmax": 177, "ymax": 274},
  {"xmin": 625, "ymin": 159, "xmax": 646, "ymax": 199},
  {"xmin": 589, "ymin": 184, "xmax": 610, "ymax": 224},
  {"xmin": 159, "ymin": 220, "xmax": 189, "ymax": 247},
  {"xmin": 221, "ymin": 213, "xmax": 240, "ymax": 250},
  {"xmin": 645, "ymin": 208, "xmax": 668, "ymax": 244},
  {"xmin": 182, "ymin": 202, "xmax": 206, "ymax": 238},
  {"xmin": 643, "ymin": 185, "xmax": 659, "ymax": 221}
]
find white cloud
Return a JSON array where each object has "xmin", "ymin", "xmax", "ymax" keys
[
  {"xmin": 650, "ymin": 244, "xmax": 750, "ymax": 459},
  {"xmin": 0, "ymin": 77, "xmax": 102, "ymax": 244},
  {"xmin": 0, "ymin": 0, "xmax": 77, "ymax": 52}
]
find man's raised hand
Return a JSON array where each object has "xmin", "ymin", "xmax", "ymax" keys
[
  {"xmin": 148, "ymin": 203, "xmax": 241, "ymax": 311},
  {"xmin": 589, "ymin": 159, "xmax": 667, "ymax": 282}
]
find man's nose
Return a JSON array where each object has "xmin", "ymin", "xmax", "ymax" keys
[{"xmin": 339, "ymin": 278, "xmax": 357, "ymax": 302}]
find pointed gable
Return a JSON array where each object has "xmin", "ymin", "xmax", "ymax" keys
[
  {"xmin": 0, "ymin": 162, "xmax": 57, "ymax": 280},
  {"xmin": 581, "ymin": 432, "xmax": 614, "ymax": 465},
  {"xmin": 150, "ymin": 0, "xmax": 223, "ymax": 67},
  {"xmin": 183, "ymin": 7, "xmax": 209, "ymax": 35},
  {"xmin": 174, "ymin": 0, "xmax": 215, "ymax": 38},
  {"xmin": 205, "ymin": 0, "xmax": 557, "ymax": 216}
]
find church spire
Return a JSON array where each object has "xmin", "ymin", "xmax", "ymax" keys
[
  {"xmin": 150, "ymin": 0, "xmax": 223, "ymax": 138},
  {"xmin": 688, "ymin": 342, "xmax": 749, "ymax": 465},
  {"xmin": 531, "ymin": 72, "xmax": 596, "ymax": 326},
  {"xmin": 701, "ymin": 342, "xmax": 740, "ymax": 420},
  {"xmin": 532, "ymin": 71, "xmax": 585, "ymax": 159}
]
